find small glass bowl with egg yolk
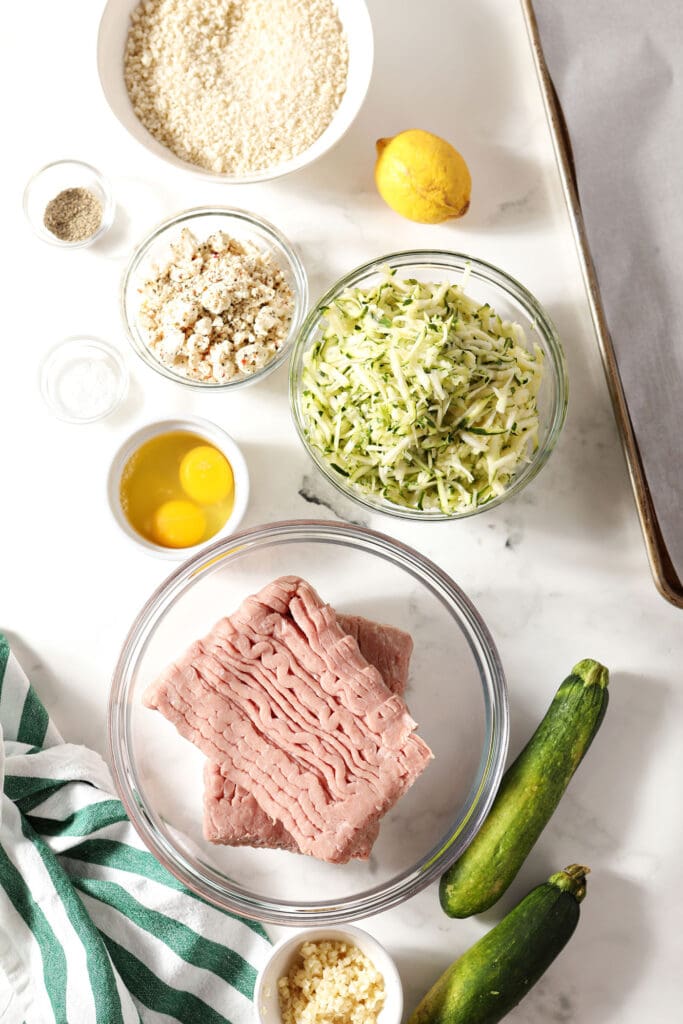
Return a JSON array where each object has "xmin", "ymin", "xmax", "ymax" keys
[{"xmin": 107, "ymin": 418, "xmax": 249, "ymax": 558}]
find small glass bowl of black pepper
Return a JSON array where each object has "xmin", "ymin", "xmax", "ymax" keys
[{"xmin": 23, "ymin": 159, "xmax": 115, "ymax": 248}]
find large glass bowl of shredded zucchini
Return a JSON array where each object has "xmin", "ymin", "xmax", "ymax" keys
[{"xmin": 290, "ymin": 251, "xmax": 567, "ymax": 519}]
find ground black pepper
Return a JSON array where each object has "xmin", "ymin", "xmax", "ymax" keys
[{"xmin": 43, "ymin": 187, "xmax": 103, "ymax": 243}]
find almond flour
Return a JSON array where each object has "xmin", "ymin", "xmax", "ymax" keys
[{"xmin": 124, "ymin": 0, "xmax": 349, "ymax": 175}]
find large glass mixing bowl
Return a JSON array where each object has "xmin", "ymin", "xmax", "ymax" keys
[{"xmin": 109, "ymin": 520, "xmax": 508, "ymax": 924}]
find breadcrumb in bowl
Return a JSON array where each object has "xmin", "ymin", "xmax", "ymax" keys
[
  {"xmin": 125, "ymin": 0, "xmax": 349, "ymax": 177},
  {"xmin": 255, "ymin": 926, "xmax": 403, "ymax": 1024},
  {"xmin": 97, "ymin": 0, "xmax": 374, "ymax": 184},
  {"xmin": 121, "ymin": 207, "xmax": 308, "ymax": 390}
]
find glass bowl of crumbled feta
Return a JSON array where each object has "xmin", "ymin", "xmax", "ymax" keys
[
  {"xmin": 121, "ymin": 207, "xmax": 308, "ymax": 389},
  {"xmin": 290, "ymin": 250, "xmax": 568, "ymax": 520}
]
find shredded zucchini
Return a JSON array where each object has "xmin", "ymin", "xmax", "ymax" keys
[{"xmin": 300, "ymin": 270, "xmax": 544, "ymax": 514}]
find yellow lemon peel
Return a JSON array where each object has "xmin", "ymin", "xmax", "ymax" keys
[{"xmin": 374, "ymin": 129, "xmax": 471, "ymax": 224}]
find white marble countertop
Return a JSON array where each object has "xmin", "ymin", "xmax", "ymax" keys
[{"xmin": 3, "ymin": 1, "xmax": 682, "ymax": 1021}]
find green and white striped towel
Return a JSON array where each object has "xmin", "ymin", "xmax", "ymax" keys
[{"xmin": 0, "ymin": 636, "xmax": 271, "ymax": 1024}]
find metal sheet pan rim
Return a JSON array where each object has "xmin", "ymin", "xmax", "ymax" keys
[{"xmin": 521, "ymin": 0, "xmax": 683, "ymax": 608}]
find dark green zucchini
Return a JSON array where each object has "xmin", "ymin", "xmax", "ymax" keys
[
  {"xmin": 411, "ymin": 865, "xmax": 589, "ymax": 1024},
  {"xmin": 440, "ymin": 659, "xmax": 608, "ymax": 918}
]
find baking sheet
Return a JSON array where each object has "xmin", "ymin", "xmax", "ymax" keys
[{"xmin": 522, "ymin": 0, "xmax": 683, "ymax": 607}]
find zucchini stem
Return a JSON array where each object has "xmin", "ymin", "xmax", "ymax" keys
[
  {"xmin": 572, "ymin": 659, "xmax": 609, "ymax": 690},
  {"xmin": 549, "ymin": 864, "xmax": 590, "ymax": 903}
]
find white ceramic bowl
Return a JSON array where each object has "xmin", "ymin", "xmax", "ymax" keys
[
  {"xmin": 107, "ymin": 417, "xmax": 249, "ymax": 559},
  {"xmin": 97, "ymin": 0, "xmax": 374, "ymax": 183},
  {"xmin": 254, "ymin": 926, "xmax": 403, "ymax": 1024}
]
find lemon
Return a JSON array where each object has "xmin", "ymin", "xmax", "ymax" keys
[
  {"xmin": 374, "ymin": 129, "xmax": 471, "ymax": 224},
  {"xmin": 179, "ymin": 445, "xmax": 234, "ymax": 505},
  {"xmin": 153, "ymin": 500, "xmax": 206, "ymax": 548}
]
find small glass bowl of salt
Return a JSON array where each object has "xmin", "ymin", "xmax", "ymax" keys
[{"xmin": 40, "ymin": 337, "xmax": 129, "ymax": 423}]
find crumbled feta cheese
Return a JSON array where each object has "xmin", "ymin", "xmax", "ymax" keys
[
  {"xmin": 159, "ymin": 327, "xmax": 186, "ymax": 358},
  {"xmin": 137, "ymin": 227, "xmax": 294, "ymax": 383},
  {"xmin": 236, "ymin": 343, "xmax": 271, "ymax": 375},
  {"xmin": 195, "ymin": 317, "xmax": 213, "ymax": 336},
  {"xmin": 161, "ymin": 297, "xmax": 198, "ymax": 329},
  {"xmin": 202, "ymin": 285, "xmax": 231, "ymax": 315},
  {"xmin": 254, "ymin": 307, "xmax": 278, "ymax": 336}
]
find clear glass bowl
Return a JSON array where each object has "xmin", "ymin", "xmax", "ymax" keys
[
  {"xmin": 290, "ymin": 251, "xmax": 568, "ymax": 520},
  {"xmin": 121, "ymin": 207, "xmax": 308, "ymax": 390},
  {"xmin": 23, "ymin": 160, "xmax": 115, "ymax": 248},
  {"xmin": 40, "ymin": 337, "xmax": 128, "ymax": 423},
  {"xmin": 109, "ymin": 519, "xmax": 508, "ymax": 925}
]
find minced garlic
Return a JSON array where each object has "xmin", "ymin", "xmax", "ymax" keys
[{"xmin": 277, "ymin": 940, "xmax": 386, "ymax": 1024}]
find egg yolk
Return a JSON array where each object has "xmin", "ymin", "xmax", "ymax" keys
[
  {"xmin": 179, "ymin": 445, "xmax": 234, "ymax": 505},
  {"xmin": 153, "ymin": 500, "xmax": 206, "ymax": 549}
]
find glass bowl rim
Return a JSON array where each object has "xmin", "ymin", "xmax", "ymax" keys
[
  {"xmin": 39, "ymin": 335, "xmax": 129, "ymax": 423},
  {"xmin": 289, "ymin": 249, "xmax": 568, "ymax": 520},
  {"xmin": 120, "ymin": 205, "xmax": 309, "ymax": 390},
  {"xmin": 23, "ymin": 159, "xmax": 116, "ymax": 249},
  {"xmin": 108, "ymin": 518, "xmax": 509, "ymax": 925}
]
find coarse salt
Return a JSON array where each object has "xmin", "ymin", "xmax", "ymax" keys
[{"xmin": 56, "ymin": 359, "xmax": 121, "ymax": 420}]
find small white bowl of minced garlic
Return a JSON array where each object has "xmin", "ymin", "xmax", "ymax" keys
[{"xmin": 254, "ymin": 926, "xmax": 403, "ymax": 1024}]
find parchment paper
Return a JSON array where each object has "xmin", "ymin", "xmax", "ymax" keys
[{"xmin": 531, "ymin": 1, "xmax": 683, "ymax": 582}]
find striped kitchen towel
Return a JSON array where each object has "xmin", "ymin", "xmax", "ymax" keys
[{"xmin": 0, "ymin": 635, "xmax": 271, "ymax": 1024}]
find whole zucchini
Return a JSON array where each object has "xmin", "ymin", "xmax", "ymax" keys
[
  {"xmin": 411, "ymin": 864, "xmax": 589, "ymax": 1024},
  {"xmin": 441, "ymin": 658, "xmax": 608, "ymax": 918}
]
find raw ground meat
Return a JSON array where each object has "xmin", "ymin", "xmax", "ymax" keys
[
  {"xmin": 144, "ymin": 576, "xmax": 431, "ymax": 863},
  {"xmin": 203, "ymin": 613, "xmax": 413, "ymax": 855}
]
